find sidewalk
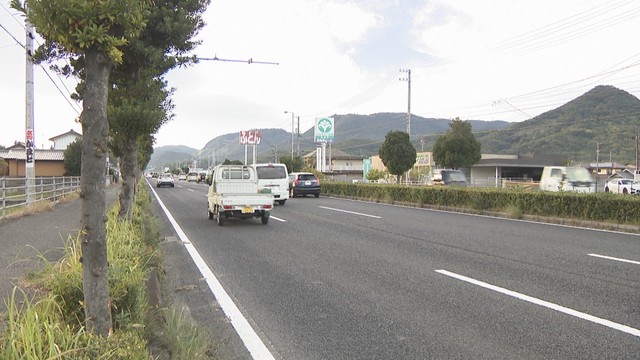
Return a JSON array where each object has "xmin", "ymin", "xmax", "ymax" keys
[
  {"xmin": 0, "ymin": 183, "xmax": 250, "ymax": 359},
  {"xmin": 0, "ymin": 185, "xmax": 120, "ymax": 315}
]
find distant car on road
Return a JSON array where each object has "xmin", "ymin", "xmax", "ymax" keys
[
  {"xmin": 178, "ymin": 173, "xmax": 187, "ymax": 181},
  {"xmin": 187, "ymin": 172, "xmax": 198, "ymax": 182},
  {"xmin": 604, "ymin": 178, "xmax": 639, "ymax": 194},
  {"xmin": 289, "ymin": 172, "xmax": 320, "ymax": 197},
  {"xmin": 157, "ymin": 173, "xmax": 174, "ymax": 188}
]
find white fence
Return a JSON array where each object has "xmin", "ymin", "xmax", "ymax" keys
[{"xmin": 0, "ymin": 176, "xmax": 81, "ymax": 219}]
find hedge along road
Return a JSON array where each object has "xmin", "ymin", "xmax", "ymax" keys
[{"xmin": 149, "ymin": 178, "xmax": 640, "ymax": 360}]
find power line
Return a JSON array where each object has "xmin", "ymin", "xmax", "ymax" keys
[
  {"xmin": 1, "ymin": 13, "xmax": 81, "ymax": 114},
  {"xmin": 198, "ymin": 55, "xmax": 279, "ymax": 65}
]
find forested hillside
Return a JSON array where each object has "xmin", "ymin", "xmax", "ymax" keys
[{"xmin": 475, "ymin": 86, "xmax": 640, "ymax": 163}]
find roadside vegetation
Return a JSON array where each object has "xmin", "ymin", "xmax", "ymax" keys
[
  {"xmin": 322, "ymin": 181, "xmax": 640, "ymax": 230},
  {"xmin": 0, "ymin": 184, "xmax": 214, "ymax": 359}
]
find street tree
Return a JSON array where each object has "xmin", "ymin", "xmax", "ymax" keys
[
  {"xmin": 63, "ymin": 138, "xmax": 82, "ymax": 176},
  {"xmin": 109, "ymin": 75, "xmax": 174, "ymax": 219},
  {"xmin": 280, "ymin": 154, "xmax": 304, "ymax": 173},
  {"xmin": 108, "ymin": 0, "xmax": 209, "ymax": 220},
  {"xmin": 12, "ymin": 0, "xmax": 149, "ymax": 336},
  {"xmin": 379, "ymin": 131, "xmax": 417, "ymax": 183},
  {"xmin": 432, "ymin": 118, "xmax": 481, "ymax": 169}
]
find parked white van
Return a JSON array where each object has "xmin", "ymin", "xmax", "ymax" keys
[
  {"xmin": 253, "ymin": 163, "xmax": 289, "ymax": 205},
  {"xmin": 539, "ymin": 166, "xmax": 595, "ymax": 193}
]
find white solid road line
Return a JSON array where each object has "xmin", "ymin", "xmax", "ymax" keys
[
  {"xmin": 318, "ymin": 206, "xmax": 382, "ymax": 219},
  {"xmin": 270, "ymin": 215, "xmax": 287, "ymax": 222},
  {"xmin": 588, "ymin": 253, "xmax": 640, "ymax": 265},
  {"xmin": 435, "ymin": 269, "xmax": 640, "ymax": 338},
  {"xmin": 187, "ymin": 188, "xmax": 194, "ymax": 192},
  {"xmin": 148, "ymin": 182, "xmax": 276, "ymax": 360}
]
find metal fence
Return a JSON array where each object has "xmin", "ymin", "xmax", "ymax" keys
[{"xmin": 0, "ymin": 176, "xmax": 81, "ymax": 219}]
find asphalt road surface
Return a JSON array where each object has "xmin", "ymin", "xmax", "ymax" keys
[{"xmin": 149, "ymin": 178, "xmax": 640, "ymax": 360}]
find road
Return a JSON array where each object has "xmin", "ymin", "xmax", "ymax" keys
[{"xmin": 149, "ymin": 178, "xmax": 640, "ymax": 359}]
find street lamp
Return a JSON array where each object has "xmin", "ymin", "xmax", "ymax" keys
[{"xmin": 284, "ymin": 111, "xmax": 294, "ymax": 162}]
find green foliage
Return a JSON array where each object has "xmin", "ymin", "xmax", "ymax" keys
[
  {"xmin": 366, "ymin": 168, "xmax": 388, "ymax": 181},
  {"xmin": 477, "ymin": 85, "xmax": 640, "ymax": 163},
  {"xmin": 1, "ymin": 183, "xmax": 161, "ymax": 358},
  {"xmin": 432, "ymin": 118, "xmax": 481, "ymax": 169},
  {"xmin": 379, "ymin": 131, "xmax": 417, "ymax": 181},
  {"xmin": 12, "ymin": 0, "xmax": 150, "ymax": 64},
  {"xmin": 320, "ymin": 181, "xmax": 640, "ymax": 226},
  {"xmin": 63, "ymin": 139, "xmax": 82, "ymax": 176},
  {"xmin": 0, "ymin": 286, "xmax": 148, "ymax": 359},
  {"xmin": 158, "ymin": 308, "xmax": 212, "ymax": 359},
  {"xmin": 280, "ymin": 155, "xmax": 304, "ymax": 173}
]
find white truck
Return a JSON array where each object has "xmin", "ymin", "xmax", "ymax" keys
[
  {"xmin": 539, "ymin": 166, "xmax": 595, "ymax": 193},
  {"xmin": 207, "ymin": 165, "xmax": 274, "ymax": 225}
]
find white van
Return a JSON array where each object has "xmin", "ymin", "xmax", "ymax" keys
[
  {"xmin": 253, "ymin": 163, "xmax": 289, "ymax": 205},
  {"xmin": 539, "ymin": 166, "xmax": 595, "ymax": 193}
]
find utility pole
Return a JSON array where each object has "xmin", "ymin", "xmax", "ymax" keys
[
  {"xmin": 296, "ymin": 116, "xmax": 300, "ymax": 158},
  {"xmin": 634, "ymin": 126, "xmax": 640, "ymax": 173},
  {"xmin": 285, "ymin": 111, "xmax": 294, "ymax": 163},
  {"xmin": 400, "ymin": 69, "xmax": 411, "ymax": 136},
  {"xmin": 25, "ymin": 7, "xmax": 36, "ymax": 203},
  {"xmin": 596, "ymin": 142, "xmax": 600, "ymax": 192},
  {"xmin": 400, "ymin": 69, "xmax": 412, "ymax": 183}
]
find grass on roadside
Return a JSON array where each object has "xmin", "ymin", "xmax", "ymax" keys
[{"xmin": 0, "ymin": 183, "xmax": 214, "ymax": 359}]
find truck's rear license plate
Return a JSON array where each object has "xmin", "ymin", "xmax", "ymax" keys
[{"xmin": 242, "ymin": 206, "xmax": 254, "ymax": 213}]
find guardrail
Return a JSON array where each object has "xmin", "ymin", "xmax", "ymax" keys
[{"xmin": 0, "ymin": 176, "xmax": 81, "ymax": 219}]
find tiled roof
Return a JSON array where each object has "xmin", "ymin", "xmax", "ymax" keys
[{"xmin": 2, "ymin": 149, "xmax": 65, "ymax": 161}]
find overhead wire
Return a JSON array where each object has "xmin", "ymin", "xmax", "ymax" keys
[
  {"xmin": 1, "ymin": 3, "xmax": 82, "ymax": 114},
  {"xmin": 411, "ymin": 0, "xmax": 640, "ymax": 123}
]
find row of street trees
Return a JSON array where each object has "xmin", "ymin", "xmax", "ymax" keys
[
  {"xmin": 379, "ymin": 118, "xmax": 482, "ymax": 182},
  {"xmin": 12, "ymin": 0, "xmax": 210, "ymax": 336}
]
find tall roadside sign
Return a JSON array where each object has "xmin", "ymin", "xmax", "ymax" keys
[{"xmin": 314, "ymin": 118, "xmax": 334, "ymax": 172}]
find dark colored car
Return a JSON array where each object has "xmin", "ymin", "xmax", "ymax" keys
[
  {"xmin": 289, "ymin": 172, "xmax": 320, "ymax": 197},
  {"xmin": 432, "ymin": 169, "xmax": 468, "ymax": 186}
]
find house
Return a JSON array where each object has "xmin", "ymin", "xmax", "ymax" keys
[
  {"xmin": 367, "ymin": 152, "xmax": 570, "ymax": 186},
  {"xmin": 469, "ymin": 153, "xmax": 567, "ymax": 187},
  {"xmin": 302, "ymin": 148, "xmax": 365, "ymax": 182},
  {"xmin": 0, "ymin": 130, "xmax": 81, "ymax": 177},
  {"xmin": 49, "ymin": 129, "xmax": 82, "ymax": 150},
  {"xmin": 1, "ymin": 148, "xmax": 66, "ymax": 177}
]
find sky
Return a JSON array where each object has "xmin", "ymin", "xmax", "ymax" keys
[{"xmin": 1, "ymin": 0, "xmax": 640, "ymax": 150}]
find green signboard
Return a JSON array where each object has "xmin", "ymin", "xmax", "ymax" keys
[{"xmin": 314, "ymin": 117, "xmax": 334, "ymax": 143}]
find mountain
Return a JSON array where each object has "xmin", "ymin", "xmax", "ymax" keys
[
  {"xmin": 475, "ymin": 85, "xmax": 640, "ymax": 163},
  {"xmin": 149, "ymin": 85, "xmax": 640, "ymax": 169},
  {"xmin": 149, "ymin": 115, "xmax": 510, "ymax": 168},
  {"xmin": 148, "ymin": 145, "xmax": 198, "ymax": 169}
]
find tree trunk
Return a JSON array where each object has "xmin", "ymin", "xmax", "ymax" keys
[
  {"xmin": 80, "ymin": 47, "xmax": 113, "ymax": 336},
  {"xmin": 118, "ymin": 136, "xmax": 137, "ymax": 221}
]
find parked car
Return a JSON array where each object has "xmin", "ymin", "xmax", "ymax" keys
[
  {"xmin": 604, "ymin": 178, "xmax": 639, "ymax": 194},
  {"xmin": 178, "ymin": 173, "xmax": 187, "ymax": 181},
  {"xmin": 431, "ymin": 169, "xmax": 468, "ymax": 186},
  {"xmin": 157, "ymin": 173, "xmax": 174, "ymax": 188},
  {"xmin": 289, "ymin": 172, "xmax": 320, "ymax": 197}
]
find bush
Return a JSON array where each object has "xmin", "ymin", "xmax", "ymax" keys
[{"xmin": 321, "ymin": 181, "xmax": 640, "ymax": 226}]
